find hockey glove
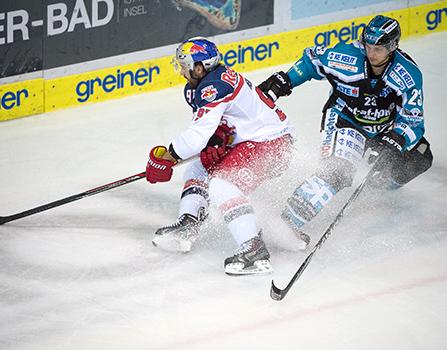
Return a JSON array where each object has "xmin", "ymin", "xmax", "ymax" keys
[
  {"xmin": 370, "ymin": 130, "xmax": 406, "ymax": 171},
  {"xmin": 206, "ymin": 122, "xmax": 235, "ymax": 148},
  {"xmin": 200, "ymin": 145, "xmax": 227, "ymax": 171},
  {"xmin": 378, "ymin": 130, "xmax": 406, "ymax": 153},
  {"xmin": 146, "ymin": 146, "xmax": 176, "ymax": 184},
  {"xmin": 258, "ymin": 71, "xmax": 293, "ymax": 102}
]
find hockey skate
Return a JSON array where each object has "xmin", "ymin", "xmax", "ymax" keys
[
  {"xmin": 152, "ymin": 210, "xmax": 207, "ymax": 253},
  {"xmin": 280, "ymin": 209, "xmax": 311, "ymax": 250},
  {"xmin": 224, "ymin": 234, "xmax": 273, "ymax": 275}
]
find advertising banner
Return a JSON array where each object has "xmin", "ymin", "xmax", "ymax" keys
[
  {"xmin": 0, "ymin": 0, "xmax": 44, "ymax": 78},
  {"xmin": 2, "ymin": 0, "xmax": 447, "ymax": 121},
  {"xmin": 43, "ymin": 0, "xmax": 273, "ymax": 70},
  {"xmin": 291, "ymin": 0, "xmax": 391, "ymax": 20},
  {"xmin": 0, "ymin": 79, "xmax": 44, "ymax": 121},
  {"xmin": 409, "ymin": 1, "xmax": 447, "ymax": 33}
]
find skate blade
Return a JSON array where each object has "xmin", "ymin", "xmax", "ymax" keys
[
  {"xmin": 225, "ymin": 260, "xmax": 273, "ymax": 275},
  {"xmin": 152, "ymin": 235, "xmax": 192, "ymax": 253},
  {"xmin": 295, "ymin": 232, "xmax": 310, "ymax": 251}
]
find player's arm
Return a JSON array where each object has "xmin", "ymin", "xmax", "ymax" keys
[
  {"xmin": 145, "ymin": 96, "xmax": 228, "ymax": 184},
  {"xmin": 258, "ymin": 46, "xmax": 327, "ymax": 101},
  {"xmin": 380, "ymin": 69, "xmax": 424, "ymax": 152},
  {"xmin": 393, "ymin": 86, "xmax": 424, "ymax": 150},
  {"xmin": 171, "ymin": 103, "xmax": 225, "ymax": 160}
]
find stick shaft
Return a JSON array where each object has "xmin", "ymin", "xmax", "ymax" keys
[
  {"xmin": 271, "ymin": 153, "xmax": 387, "ymax": 300},
  {"xmin": 0, "ymin": 172, "xmax": 146, "ymax": 225}
]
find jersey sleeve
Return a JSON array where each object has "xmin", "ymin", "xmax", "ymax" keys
[
  {"xmin": 183, "ymin": 84, "xmax": 196, "ymax": 111},
  {"xmin": 386, "ymin": 60, "xmax": 424, "ymax": 150},
  {"xmin": 171, "ymin": 79, "xmax": 234, "ymax": 160},
  {"xmin": 286, "ymin": 46, "xmax": 328, "ymax": 87}
]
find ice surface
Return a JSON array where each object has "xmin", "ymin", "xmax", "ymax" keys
[{"xmin": 1, "ymin": 32, "xmax": 446, "ymax": 350}]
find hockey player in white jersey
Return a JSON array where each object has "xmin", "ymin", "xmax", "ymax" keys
[
  {"xmin": 145, "ymin": 37, "xmax": 296, "ymax": 275},
  {"xmin": 259, "ymin": 15, "xmax": 433, "ymax": 248}
]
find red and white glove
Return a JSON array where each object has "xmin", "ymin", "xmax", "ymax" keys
[
  {"xmin": 206, "ymin": 122, "xmax": 235, "ymax": 148},
  {"xmin": 200, "ymin": 122, "xmax": 234, "ymax": 171},
  {"xmin": 200, "ymin": 145, "xmax": 227, "ymax": 171},
  {"xmin": 146, "ymin": 146, "xmax": 176, "ymax": 184}
]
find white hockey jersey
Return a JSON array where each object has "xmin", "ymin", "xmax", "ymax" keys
[{"xmin": 171, "ymin": 65, "xmax": 296, "ymax": 160}]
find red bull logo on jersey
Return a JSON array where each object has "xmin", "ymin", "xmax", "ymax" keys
[{"xmin": 200, "ymin": 85, "xmax": 218, "ymax": 102}]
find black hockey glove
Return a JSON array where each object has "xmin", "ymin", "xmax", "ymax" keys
[
  {"xmin": 370, "ymin": 130, "xmax": 406, "ymax": 170},
  {"xmin": 378, "ymin": 130, "xmax": 406, "ymax": 153},
  {"xmin": 258, "ymin": 71, "xmax": 293, "ymax": 102}
]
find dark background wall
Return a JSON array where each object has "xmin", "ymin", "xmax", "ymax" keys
[{"xmin": 0, "ymin": 0, "xmax": 273, "ymax": 78}]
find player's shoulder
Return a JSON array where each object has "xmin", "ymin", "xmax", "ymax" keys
[
  {"xmin": 386, "ymin": 50, "xmax": 422, "ymax": 91},
  {"xmin": 316, "ymin": 41, "xmax": 364, "ymax": 75},
  {"xmin": 195, "ymin": 65, "xmax": 236, "ymax": 106}
]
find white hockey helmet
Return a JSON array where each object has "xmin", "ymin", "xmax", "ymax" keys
[{"xmin": 173, "ymin": 37, "xmax": 221, "ymax": 73}]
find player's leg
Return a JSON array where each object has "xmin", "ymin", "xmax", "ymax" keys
[
  {"xmin": 281, "ymin": 110, "xmax": 367, "ymax": 248},
  {"xmin": 368, "ymin": 136, "xmax": 433, "ymax": 189},
  {"xmin": 209, "ymin": 176, "xmax": 272, "ymax": 275},
  {"xmin": 208, "ymin": 136, "xmax": 293, "ymax": 274},
  {"xmin": 152, "ymin": 160, "xmax": 209, "ymax": 252}
]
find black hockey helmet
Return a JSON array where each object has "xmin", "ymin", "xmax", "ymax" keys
[{"xmin": 362, "ymin": 15, "xmax": 401, "ymax": 51}]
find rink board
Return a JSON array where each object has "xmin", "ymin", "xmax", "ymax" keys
[
  {"xmin": 0, "ymin": 79, "xmax": 44, "ymax": 121},
  {"xmin": 1, "ymin": 0, "xmax": 447, "ymax": 121}
]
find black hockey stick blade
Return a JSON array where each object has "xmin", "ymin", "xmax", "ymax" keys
[
  {"xmin": 270, "ymin": 251, "xmax": 314, "ymax": 301},
  {"xmin": 270, "ymin": 280, "xmax": 285, "ymax": 301}
]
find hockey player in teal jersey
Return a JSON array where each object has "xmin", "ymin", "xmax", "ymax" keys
[{"xmin": 259, "ymin": 15, "xmax": 433, "ymax": 248}]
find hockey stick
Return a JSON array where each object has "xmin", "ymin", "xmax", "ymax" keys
[
  {"xmin": 270, "ymin": 152, "xmax": 387, "ymax": 301},
  {"xmin": 0, "ymin": 172, "xmax": 146, "ymax": 225},
  {"xmin": 0, "ymin": 154, "xmax": 194, "ymax": 226}
]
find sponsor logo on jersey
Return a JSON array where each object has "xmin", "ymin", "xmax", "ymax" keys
[
  {"xmin": 389, "ymin": 71, "xmax": 406, "ymax": 90},
  {"xmin": 200, "ymin": 85, "xmax": 218, "ymax": 102},
  {"xmin": 352, "ymin": 105, "xmax": 393, "ymax": 123},
  {"xmin": 379, "ymin": 86, "xmax": 393, "ymax": 98},
  {"xmin": 328, "ymin": 51, "xmax": 357, "ymax": 65},
  {"xmin": 328, "ymin": 61, "xmax": 358, "ymax": 72},
  {"xmin": 321, "ymin": 111, "xmax": 337, "ymax": 157},
  {"xmin": 403, "ymin": 108, "xmax": 424, "ymax": 126},
  {"xmin": 393, "ymin": 63, "xmax": 415, "ymax": 88},
  {"xmin": 336, "ymin": 82, "xmax": 359, "ymax": 97}
]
